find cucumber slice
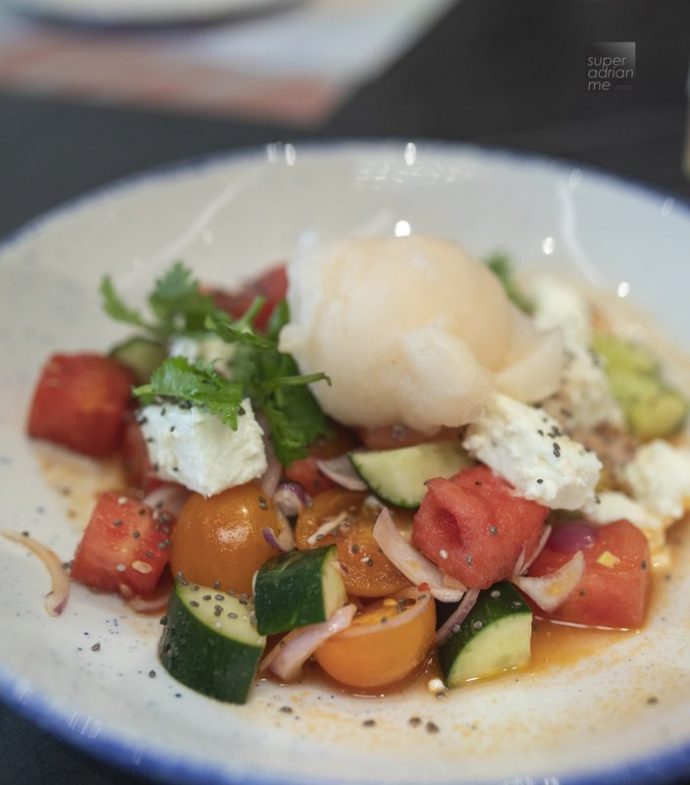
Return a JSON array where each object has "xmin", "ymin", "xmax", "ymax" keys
[
  {"xmin": 254, "ymin": 545, "xmax": 346, "ymax": 635},
  {"xmin": 607, "ymin": 367, "xmax": 687, "ymax": 440},
  {"xmin": 627, "ymin": 389, "xmax": 687, "ymax": 440},
  {"xmin": 349, "ymin": 441, "xmax": 473, "ymax": 508},
  {"xmin": 593, "ymin": 334, "xmax": 687, "ymax": 440},
  {"xmin": 159, "ymin": 580, "xmax": 265, "ymax": 704},
  {"xmin": 439, "ymin": 582, "xmax": 532, "ymax": 687},
  {"xmin": 110, "ymin": 337, "xmax": 166, "ymax": 383},
  {"xmin": 592, "ymin": 334, "xmax": 658, "ymax": 375}
]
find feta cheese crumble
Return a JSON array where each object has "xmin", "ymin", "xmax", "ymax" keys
[
  {"xmin": 168, "ymin": 334, "xmax": 235, "ymax": 373},
  {"xmin": 462, "ymin": 393, "xmax": 601, "ymax": 509},
  {"xmin": 623, "ymin": 439, "xmax": 690, "ymax": 521},
  {"xmin": 531, "ymin": 275, "xmax": 623, "ymax": 430},
  {"xmin": 140, "ymin": 400, "xmax": 266, "ymax": 497}
]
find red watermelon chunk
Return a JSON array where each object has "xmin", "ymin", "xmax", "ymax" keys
[
  {"xmin": 527, "ymin": 519, "xmax": 650, "ymax": 628},
  {"xmin": 27, "ymin": 353, "xmax": 134, "ymax": 457},
  {"xmin": 71, "ymin": 492, "xmax": 172, "ymax": 597},
  {"xmin": 412, "ymin": 465, "xmax": 549, "ymax": 589}
]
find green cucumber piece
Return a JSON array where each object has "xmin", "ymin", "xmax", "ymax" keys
[
  {"xmin": 159, "ymin": 580, "xmax": 265, "ymax": 704},
  {"xmin": 592, "ymin": 333, "xmax": 657, "ymax": 375},
  {"xmin": 627, "ymin": 389, "xmax": 687, "ymax": 441},
  {"xmin": 349, "ymin": 441, "xmax": 473, "ymax": 509},
  {"xmin": 593, "ymin": 334, "xmax": 687, "ymax": 440},
  {"xmin": 607, "ymin": 367, "xmax": 687, "ymax": 440},
  {"xmin": 110, "ymin": 336, "xmax": 166, "ymax": 383},
  {"xmin": 254, "ymin": 545, "xmax": 346, "ymax": 635},
  {"xmin": 439, "ymin": 582, "xmax": 532, "ymax": 687}
]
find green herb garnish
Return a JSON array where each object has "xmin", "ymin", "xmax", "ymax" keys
[
  {"xmin": 209, "ymin": 301, "xmax": 331, "ymax": 465},
  {"xmin": 115, "ymin": 262, "xmax": 331, "ymax": 464},
  {"xmin": 101, "ymin": 261, "xmax": 227, "ymax": 339},
  {"xmin": 485, "ymin": 252, "xmax": 534, "ymax": 314},
  {"xmin": 134, "ymin": 357, "xmax": 245, "ymax": 429}
]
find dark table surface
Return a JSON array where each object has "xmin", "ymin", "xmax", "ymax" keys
[{"xmin": 2, "ymin": 0, "xmax": 690, "ymax": 783}]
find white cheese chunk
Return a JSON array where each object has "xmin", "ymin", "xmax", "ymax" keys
[
  {"xmin": 140, "ymin": 400, "xmax": 266, "ymax": 497},
  {"xmin": 623, "ymin": 439, "xmax": 690, "ymax": 521},
  {"xmin": 463, "ymin": 393, "xmax": 601, "ymax": 510},
  {"xmin": 168, "ymin": 334, "xmax": 235, "ymax": 373},
  {"xmin": 531, "ymin": 275, "xmax": 592, "ymax": 346},
  {"xmin": 581, "ymin": 490, "xmax": 667, "ymax": 557},
  {"xmin": 531, "ymin": 275, "xmax": 623, "ymax": 430},
  {"xmin": 557, "ymin": 343, "xmax": 624, "ymax": 430}
]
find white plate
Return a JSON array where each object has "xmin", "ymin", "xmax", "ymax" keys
[
  {"xmin": 9, "ymin": 0, "xmax": 294, "ymax": 26},
  {"xmin": 1, "ymin": 141, "xmax": 690, "ymax": 785}
]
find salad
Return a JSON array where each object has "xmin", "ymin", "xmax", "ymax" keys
[{"xmin": 18, "ymin": 234, "xmax": 690, "ymax": 706}]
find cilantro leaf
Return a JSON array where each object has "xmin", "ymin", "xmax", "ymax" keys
[
  {"xmin": 100, "ymin": 277, "xmax": 154, "ymax": 332},
  {"xmin": 485, "ymin": 253, "xmax": 534, "ymax": 315},
  {"xmin": 133, "ymin": 356, "xmax": 245, "ymax": 429},
  {"xmin": 100, "ymin": 261, "xmax": 227, "ymax": 339},
  {"xmin": 103, "ymin": 260, "xmax": 331, "ymax": 463},
  {"xmin": 227, "ymin": 301, "xmax": 330, "ymax": 465},
  {"xmin": 205, "ymin": 313, "xmax": 276, "ymax": 351},
  {"xmin": 148, "ymin": 262, "xmax": 222, "ymax": 334},
  {"xmin": 261, "ymin": 362, "xmax": 331, "ymax": 464}
]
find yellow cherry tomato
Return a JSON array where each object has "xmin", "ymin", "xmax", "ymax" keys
[
  {"xmin": 170, "ymin": 481, "xmax": 280, "ymax": 594},
  {"xmin": 295, "ymin": 489, "xmax": 411, "ymax": 598},
  {"xmin": 315, "ymin": 590, "xmax": 436, "ymax": 688}
]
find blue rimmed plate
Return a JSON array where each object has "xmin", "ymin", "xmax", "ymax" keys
[{"xmin": 1, "ymin": 141, "xmax": 690, "ymax": 785}]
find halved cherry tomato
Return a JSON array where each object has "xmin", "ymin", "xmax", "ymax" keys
[
  {"xmin": 285, "ymin": 424, "xmax": 360, "ymax": 497},
  {"xmin": 295, "ymin": 489, "xmax": 410, "ymax": 597},
  {"xmin": 170, "ymin": 481, "xmax": 281, "ymax": 594},
  {"xmin": 315, "ymin": 590, "xmax": 436, "ymax": 688}
]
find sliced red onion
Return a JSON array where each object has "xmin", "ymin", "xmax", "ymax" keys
[
  {"xmin": 144, "ymin": 485, "xmax": 189, "ymax": 516},
  {"xmin": 260, "ymin": 437, "xmax": 282, "ymax": 498},
  {"xmin": 1, "ymin": 530, "xmax": 69, "ymax": 616},
  {"xmin": 434, "ymin": 589, "xmax": 480, "ymax": 645},
  {"xmin": 513, "ymin": 524, "xmax": 553, "ymax": 577},
  {"xmin": 273, "ymin": 482, "xmax": 310, "ymax": 518},
  {"xmin": 443, "ymin": 574, "xmax": 466, "ymax": 591},
  {"xmin": 512, "ymin": 551, "xmax": 585, "ymax": 612},
  {"xmin": 548, "ymin": 522, "xmax": 596, "ymax": 554},
  {"xmin": 261, "ymin": 522, "xmax": 295, "ymax": 553},
  {"xmin": 316, "ymin": 455, "xmax": 367, "ymax": 491},
  {"xmin": 513, "ymin": 546, "xmax": 527, "ymax": 579},
  {"xmin": 523, "ymin": 524, "xmax": 552, "ymax": 574},
  {"xmin": 334, "ymin": 587, "xmax": 433, "ymax": 644},
  {"xmin": 372, "ymin": 508, "xmax": 466, "ymax": 603},
  {"xmin": 261, "ymin": 604, "xmax": 357, "ymax": 682}
]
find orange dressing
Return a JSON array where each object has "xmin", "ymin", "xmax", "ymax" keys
[
  {"xmin": 529, "ymin": 619, "xmax": 634, "ymax": 673},
  {"xmin": 34, "ymin": 442, "xmax": 679, "ymax": 698},
  {"xmin": 36, "ymin": 444, "xmax": 127, "ymax": 531}
]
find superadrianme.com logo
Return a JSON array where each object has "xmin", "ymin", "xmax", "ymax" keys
[{"xmin": 586, "ymin": 42, "xmax": 635, "ymax": 92}]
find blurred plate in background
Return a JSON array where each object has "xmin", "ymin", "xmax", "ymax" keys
[{"xmin": 8, "ymin": 0, "xmax": 297, "ymax": 26}]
